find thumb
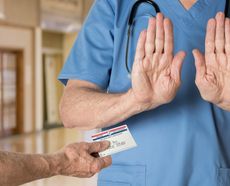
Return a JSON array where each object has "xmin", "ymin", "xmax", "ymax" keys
[
  {"xmin": 192, "ymin": 49, "xmax": 206, "ymax": 78},
  {"xmin": 171, "ymin": 51, "xmax": 186, "ymax": 82}
]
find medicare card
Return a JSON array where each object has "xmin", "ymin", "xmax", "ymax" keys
[{"xmin": 91, "ymin": 125, "xmax": 137, "ymax": 157}]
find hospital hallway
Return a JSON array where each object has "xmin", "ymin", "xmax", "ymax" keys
[
  {"xmin": 0, "ymin": 0, "xmax": 98, "ymax": 185},
  {"xmin": 0, "ymin": 127, "xmax": 98, "ymax": 186}
]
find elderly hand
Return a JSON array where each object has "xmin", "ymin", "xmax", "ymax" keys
[
  {"xmin": 52, "ymin": 141, "xmax": 112, "ymax": 178},
  {"xmin": 193, "ymin": 12, "xmax": 230, "ymax": 111},
  {"xmin": 130, "ymin": 13, "xmax": 186, "ymax": 111}
]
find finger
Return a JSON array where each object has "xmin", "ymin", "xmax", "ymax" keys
[
  {"xmin": 90, "ymin": 155, "xmax": 112, "ymax": 174},
  {"xmin": 225, "ymin": 18, "xmax": 230, "ymax": 55},
  {"xmin": 90, "ymin": 157, "xmax": 107, "ymax": 174},
  {"xmin": 90, "ymin": 159, "xmax": 102, "ymax": 174},
  {"xmin": 171, "ymin": 51, "xmax": 186, "ymax": 83},
  {"xmin": 155, "ymin": 13, "xmax": 164, "ymax": 53},
  {"xmin": 164, "ymin": 18, "xmax": 174, "ymax": 54},
  {"xmin": 94, "ymin": 156, "xmax": 112, "ymax": 172},
  {"xmin": 100, "ymin": 156, "xmax": 112, "ymax": 169},
  {"xmin": 134, "ymin": 30, "xmax": 147, "ymax": 62},
  {"xmin": 206, "ymin": 18, "xmax": 216, "ymax": 54},
  {"xmin": 145, "ymin": 18, "xmax": 156, "ymax": 58},
  {"xmin": 215, "ymin": 12, "xmax": 225, "ymax": 53},
  {"xmin": 75, "ymin": 171, "xmax": 95, "ymax": 178},
  {"xmin": 88, "ymin": 141, "xmax": 110, "ymax": 154},
  {"xmin": 193, "ymin": 49, "xmax": 206, "ymax": 78},
  {"xmin": 80, "ymin": 172, "xmax": 95, "ymax": 178}
]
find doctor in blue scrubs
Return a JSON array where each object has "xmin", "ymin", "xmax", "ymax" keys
[{"xmin": 59, "ymin": 0, "xmax": 230, "ymax": 185}]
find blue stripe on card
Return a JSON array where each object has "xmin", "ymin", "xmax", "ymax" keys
[{"xmin": 110, "ymin": 129, "xmax": 127, "ymax": 135}]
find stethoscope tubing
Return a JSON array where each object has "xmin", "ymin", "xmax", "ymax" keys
[
  {"xmin": 125, "ymin": 0, "xmax": 160, "ymax": 75},
  {"xmin": 125, "ymin": 0, "xmax": 230, "ymax": 75}
]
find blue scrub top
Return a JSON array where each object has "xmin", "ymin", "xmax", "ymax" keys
[{"xmin": 59, "ymin": 0, "xmax": 230, "ymax": 185}]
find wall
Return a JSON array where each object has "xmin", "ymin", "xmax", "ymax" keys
[
  {"xmin": 63, "ymin": 32, "xmax": 77, "ymax": 61},
  {"xmin": 0, "ymin": 0, "xmax": 95, "ymax": 134},
  {"xmin": 63, "ymin": 0, "xmax": 94, "ymax": 62},
  {"xmin": 0, "ymin": 25, "xmax": 34, "ymax": 133},
  {"xmin": 83, "ymin": 0, "xmax": 94, "ymax": 18},
  {"xmin": 1, "ymin": 0, "xmax": 39, "ymax": 27}
]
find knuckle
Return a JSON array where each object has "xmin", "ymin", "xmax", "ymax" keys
[
  {"xmin": 145, "ymin": 42, "xmax": 154, "ymax": 49},
  {"xmin": 79, "ymin": 142, "xmax": 85, "ymax": 147},
  {"xmin": 94, "ymin": 142, "xmax": 101, "ymax": 150},
  {"xmin": 80, "ymin": 149, "xmax": 88, "ymax": 157},
  {"xmin": 215, "ymin": 40, "xmax": 224, "ymax": 47},
  {"xmin": 64, "ymin": 145, "xmax": 73, "ymax": 154},
  {"xmin": 81, "ymin": 142, "xmax": 89, "ymax": 150},
  {"xmin": 91, "ymin": 162, "xmax": 101, "ymax": 173},
  {"xmin": 156, "ymin": 37, "xmax": 164, "ymax": 43},
  {"xmin": 86, "ymin": 173, "xmax": 95, "ymax": 178},
  {"xmin": 106, "ymin": 157, "xmax": 112, "ymax": 166},
  {"xmin": 225, "ymin": 45, "xmax": 230, "ymax": 54},
  {"xmin": 146, "ymin": 48, "xmax": 153, "ymax": 55}
]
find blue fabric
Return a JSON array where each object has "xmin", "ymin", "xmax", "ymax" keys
[{"xmin": 59, "ymin": 0, "xmax": 230, "ymax": 185}]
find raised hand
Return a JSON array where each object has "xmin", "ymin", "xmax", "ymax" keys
[
  {"xmin": 193, "ymin": 12, "xmax": 230, "ymax": 111},
  {"xmin": 130, "ymin": 13, "xmax": 186, "ymax": 110}
]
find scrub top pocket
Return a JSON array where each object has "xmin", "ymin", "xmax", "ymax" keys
[
  {"xmin": 98, "ymin": 164, "xmax": 146, "ymax": 186},
  {"xmin": 217, "ymin": 168, "xmax": 230, "ymax": 186}
]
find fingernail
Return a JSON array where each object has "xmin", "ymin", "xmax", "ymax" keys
[
  {"xmin": 142, "ymin": 30, "xmax": 147, "ymax": 34},
  {"xmin": 216, "ymin": 12, "xmax": 225, "ymax": 20},
  {"xmin": 192, "ymin": 49, "xmax": 197, "ymax": 55},
  {"xmin": 217, "ymin": 12, "xmax": 224, "ymax": 16},
  {"xmin": 208, "ymin": 18, "xmax": 215, "ymax": 24},
  {"xmin": 149, "ymin": 17, "xmax": 156, "ymax": 22},
  {"xmin": 156, "ymin": 13, "xmax": 163, "ymax": 19}
]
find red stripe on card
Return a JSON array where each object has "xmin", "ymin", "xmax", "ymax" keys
[
  {"xmin": 109, "ymin": 125, "xmax": 127, "ymax": 133},
  {"xmin": 91, "ymin": 125, "xmax": 127, "ymax": 138},
  {"xmin": 91, "ymin": 131, "xmax": 108, "ymax": 138}
]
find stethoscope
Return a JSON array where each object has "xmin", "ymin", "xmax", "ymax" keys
[
  {"xmin": 125, "ymin": 0, "xmax": 160, "ymax": 75},
  {"xmin": 125, "ymin": 0, "xmax": 230, "ymax": 75}
]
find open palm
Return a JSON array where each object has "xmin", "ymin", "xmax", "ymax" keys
[
  {"xmin": 131, "ymin": 13, "xmax": 186, "ymax": 110},
  {"xmin": 193, "ymin": 12, "xmax": 230, "ymax": 111}
]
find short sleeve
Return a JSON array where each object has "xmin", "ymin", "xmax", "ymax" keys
[{"xmin": 58, "ymin": 0, "xmax": 114, "ymax": 90}]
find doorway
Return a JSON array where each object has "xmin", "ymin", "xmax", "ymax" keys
[{"xmin": 0, "ymin": 50, "xmax": 23, "ymax": 137}]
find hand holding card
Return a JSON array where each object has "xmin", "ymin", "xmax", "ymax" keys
[{"xmin": 91, "ymin": 125, "xmax": 137, "ymax": 157}]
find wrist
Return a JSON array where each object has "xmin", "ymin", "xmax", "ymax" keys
[
  {"xmin": 213, "ymin": 93, "xmax": 230, "ymax": 111},
  {"xmin": 216, "ymin": 100, "xmax": 230, "ymax": 111},
  {"xmin": 125, "ymin": 89, "xmax": 155, "ymax": 114},
  {"xmin": 44, "ymin": 153, "xmax": 63, "ymax": 177}
]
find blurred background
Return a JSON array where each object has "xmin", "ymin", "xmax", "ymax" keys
[{"xmin": 0, "ymin": 0, "xmax": 98, "ymax": 185}]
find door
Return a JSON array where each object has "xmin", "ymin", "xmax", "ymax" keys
[{"xmin": 0, "ymin": 51, "xmax": 18, "ymax": 136}]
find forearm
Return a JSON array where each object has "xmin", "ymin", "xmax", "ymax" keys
[
  {"xmin": 60, "ymin": 87, "xmax": 147, "ymax": 130},
  {"xmin": 0, "ymin": 151, "xmax": 58, "ymax": 186}
]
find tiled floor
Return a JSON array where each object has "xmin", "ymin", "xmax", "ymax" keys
[{"xmin": 0, "ymin": 128, "xmax": 98, "ymax": 186}]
